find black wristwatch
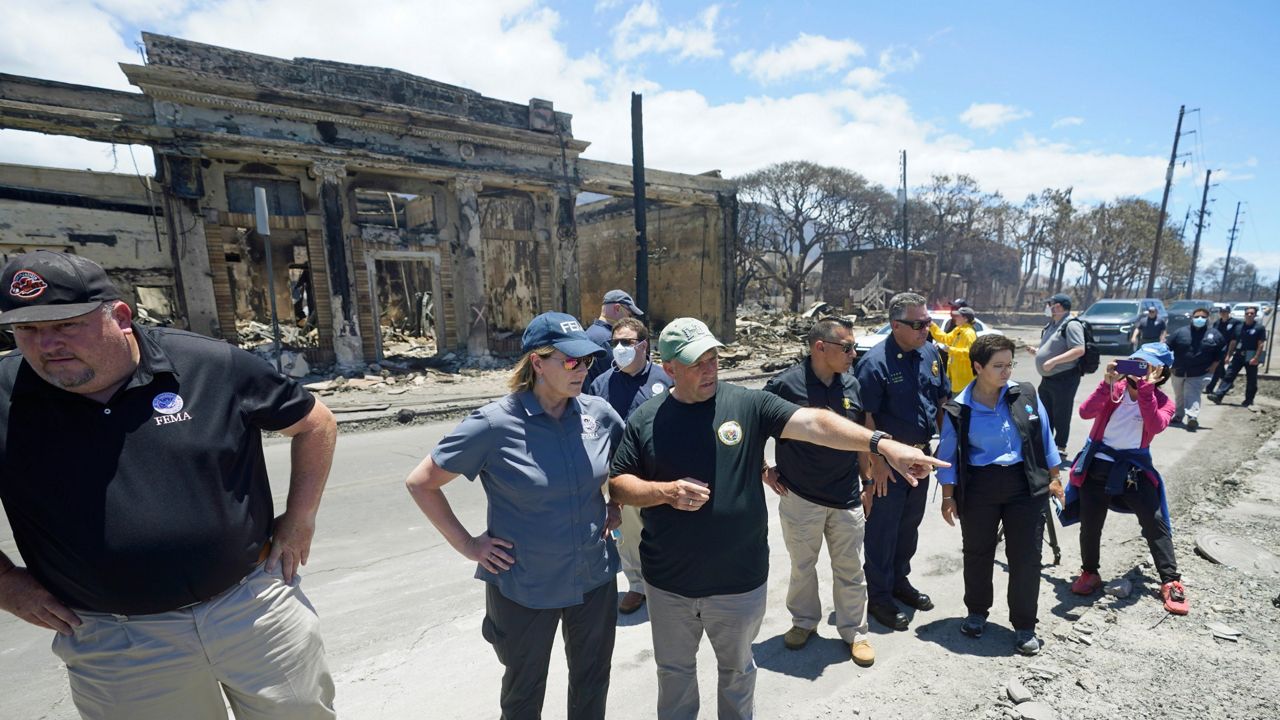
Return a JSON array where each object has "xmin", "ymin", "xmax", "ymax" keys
[{"xmin": 869, "ymin": 430, "xmax": 893, "ymax": 457}]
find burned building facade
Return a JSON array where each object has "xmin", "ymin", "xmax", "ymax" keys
[{"xmin": 0, "ymin": 34, "xmax": 736, "ymax": 367}]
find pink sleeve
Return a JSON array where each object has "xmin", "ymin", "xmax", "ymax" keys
[
  {"xmin": 1078, "ymin": 380, "xmax": 1111, "ymax": 420},
  {"xmin": 1137, "ymin": 384, "xmax": 1174, "ymax": 434}
]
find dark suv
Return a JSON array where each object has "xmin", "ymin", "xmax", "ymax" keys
[
  {"xmin": 1079, "ymin": 298, "xmax": 1167, "ymax": 354},
  {"xmin": 1166, "ymin": 299, "xmax": 1215, "ymax": 336}
]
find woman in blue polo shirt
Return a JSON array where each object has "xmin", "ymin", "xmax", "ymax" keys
[
  {"xmin": 405, "ymin": 312, "xmax": 624, "ymax": 720},
  {"xmin": 936, "ymin": 334, "xmax": 1063, "ymax": 656}
]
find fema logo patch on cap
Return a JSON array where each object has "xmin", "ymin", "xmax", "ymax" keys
[
  {"xmin": 9, "ymin": 270, "xmax": 48, "ymax": 300},
  {"xmin": 152, "ymin": 392, "xmax": 185, "ymax": 415}
]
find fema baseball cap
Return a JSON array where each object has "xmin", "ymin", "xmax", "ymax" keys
[
  {"xmin": 658, "ymin": 317, "xmax": 724, "ymax": 364},
  {"xmin": 1130, "ymin": 342, "xmax": 1173, "ymax": 368},
  {"xmin": 521, "ymin": 312, "xmax": 607, "ymax": 357},
  {"xmin": 603, "ymin": 289, "xmax": 644, "ymax": 316},
  {"xmin": 1045, "ymin": 293, "xmax": 1072, "ymax": 310},
  {"xmin": 0, "ymin": 250, "xmax": 121, "ymax": 325}
]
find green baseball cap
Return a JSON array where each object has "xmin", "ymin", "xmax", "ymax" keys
[{"xmin": 658, "ymin": 317, "xmax": 724, "ymax": 364}]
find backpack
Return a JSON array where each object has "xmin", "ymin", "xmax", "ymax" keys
[{"xmin": 1058, "ymin": 317, "xmax": 1100, "ymax": 375}]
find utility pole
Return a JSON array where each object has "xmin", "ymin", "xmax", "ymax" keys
[
  {"xmin": 1221, "ymin": 201, "xmax": 1241, "ymax": 297},
  {"xmin": 899, "ymin": 150, "xmax": 909, "ymax": 290},
  {"xmin": 1186, "ymin": 169, "xmax": 1211, "ymax": 297},
  {"xmin": 630, "ymin": 93, "xmax": 648, "ymax": 314},
  {"xmin": 1146, "ymin": 104, "xmax": 1186, "ymax": 298}
]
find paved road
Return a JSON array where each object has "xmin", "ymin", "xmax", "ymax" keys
[{"xmin": 0, "ymin": 324, "xmax": 1237, "ymax": 719}]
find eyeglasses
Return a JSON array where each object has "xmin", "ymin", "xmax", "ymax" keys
[
  {"xmin": 558, "ymin": 354, "xmax": 596, "ymax": 371},
  {"xmin": 822, "ymin": 340, "xmax": 856, "ymax": 353},
  {"xmin": 608, "ymin": 338, "xmax": 641, "ymax": 347},
  {"xmin": 988, "ymin": 361, "xmax": 1018, "ymax": 372},
  {"xmin": 893, "ymin": 319, "xmax": 931, "ymax": 331}
]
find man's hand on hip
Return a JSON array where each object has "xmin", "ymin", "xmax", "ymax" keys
[
  {"xmin": 0, "ymin": 566, "xmax": 80, "ymax": 636},
  {"xmin": 268, "ymin": 511, "xmax": 317, "ymax": 583}
]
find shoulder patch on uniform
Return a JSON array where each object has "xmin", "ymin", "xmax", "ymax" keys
[{"xmin": 717, "ymin": 420, "xmax": 743, "ymax": 446}]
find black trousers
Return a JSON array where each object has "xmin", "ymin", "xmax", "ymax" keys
[
  {"xmin": 482, "ymin": 578, "xmax": 617, "ymax": 720},
  {"xmin": 959, "ymin": 464, "xmax": 1045, "ymax": 630},
  {"xmin": 1078, "ymin": 459, "xmax": 1179, "ymax": 583},
  {"xmin": 1037, "ymin": 370, "xmax": 1081, "ymax": 451},
  {"xmin": 1215, "ymin": 353, "xmax": 1259, "ymax": 403}
]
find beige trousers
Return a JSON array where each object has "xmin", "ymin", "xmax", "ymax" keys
[
  {"xmin": 52, "ymin": 564, "xmax": 335, "ymax": 720},
  {"xmin": 617, "ymin": 504, "xmax": 646, "ymax": 592},
  {"xmin": 777, "ymin": 490, "xmax": 870, "ymax": 644}
]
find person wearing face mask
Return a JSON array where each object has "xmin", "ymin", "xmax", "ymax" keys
[
  {"xmin": 1061, "ymin": 343, "xmax": 1188, "ymax": 616},
  {"xmin": 1164, "ymin": 307, "xmax": 1224, "ymax": 431},
  {"xmin": 588, "ymin": 317, "xmax": 672, "ymax": 615}
]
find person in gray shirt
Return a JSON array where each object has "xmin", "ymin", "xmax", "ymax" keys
[
  {"xmin": 406, "ymin": 312, "xmax": 623, "ymax": 720},
  {"xmin": 1025, "ymin": 293, "xmax": 1085, "ymax": 458}
]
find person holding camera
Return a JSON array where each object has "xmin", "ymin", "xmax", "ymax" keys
[{"xmin": 1061, "ymin": 343, "xmax": 1187, "ymax": 616}]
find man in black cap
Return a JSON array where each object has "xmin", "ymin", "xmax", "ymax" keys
[
  {"xmin": 1025, "ymin": 293, "xmax": 1085, "ymax": 459},
  {"xmin": 0, "ymin": 250, "xmax": 338, "ymax": 719},
  {"xmin": 585, "ymin": 289, "xmax": 645, "ymax": 386}
]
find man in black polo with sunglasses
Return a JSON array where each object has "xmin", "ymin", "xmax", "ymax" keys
[
  {"xmin": 589, "ymin": 317, "xmax": 672, "ymax": 615},
  {"xmin": 855, "ymin": 292, "xmax": 950, "ymax": 630}
]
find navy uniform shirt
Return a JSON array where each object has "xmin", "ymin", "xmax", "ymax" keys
[
  {"xmin": 1236, "ymin": 322, "xmax": 1266, "ymax": 354},
  {"xmin": 1213, "ymin": 317, "xmax": 1241, "ymax": 343},
  {"xmin": 589, "ymin": 360, "xmax": 673, "ymax": 420},
  {"xmin": 432, "ymin": 391, "xmax": 623, "ymax": 609},
  {"xmin": 762, "ymin": 358, "xmax": 865, "ymax": 509},
  {"xmin": 1167, "ymin": 325, "xmax": 1225, "ymax": 377},
  {"xmin": 855, "ymin": 334, "xmax": 950, "ymax": 446},
  {"xmin": 584, "ymin": 318, "xmax": 613, "ymax": 386},
  {"xmin": 0, "ymin": 325, "xmax": 315, "ymax": 614}
]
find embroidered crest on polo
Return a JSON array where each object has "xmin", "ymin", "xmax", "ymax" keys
[
  {"xmin": 9, "ymin": 270, "xmax": 48, "ymax": 300},
  {"xmin": 580, "ymin": 414, "xmax": 599, "ymax": 439},
  {"xmin": 717, "ymin": 420, "xmax": 743, "ymax": 446},
  {"xmin": 152, "ymin": 392, "xmax": 185, "ymax": 414}
]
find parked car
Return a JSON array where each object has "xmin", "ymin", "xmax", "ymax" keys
[
  {"xmin": 1230, "ymin": 301, "xmax": 1273, "ymax": 322},
  {"xmin": 1166, "ymin": 299, "xmax": 1215, "ymax": 336},
  {"xmin": 1078, "ymin": 298, "xmax": 1167, "ymax": 355},
  {"xmin": 854, "ymin": 310, "xmax": 1003, "ymax": 358}
]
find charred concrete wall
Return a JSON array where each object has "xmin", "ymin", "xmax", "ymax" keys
[
  {"xmin": 821, "ymin": 248, "xmax": 936, "ymax": 310},
  {"xmin": 577, "ymin": 197, "xmax": 735, "ymax": 342},
  {"xmin": 0, "ymin": 164, "xmax": 178, "ymax": 321}
]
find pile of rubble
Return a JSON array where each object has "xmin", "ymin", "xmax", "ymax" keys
[
  {"xmin": 728, "ymin": 301, "xmax": 874, "ymax": 372},
  {"xmin": 380, "ymin": 326, "xmax": 437, "ymax": 360},
  {"xmin": 235, "ymin": 319, "xmax": 320, "ymax": 350}
]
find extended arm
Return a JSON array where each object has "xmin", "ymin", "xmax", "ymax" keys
[
  {"xmin": 270, "ymin": 399, "xmax": 338, "ymax": 583},
  {"xmin": 780, "ymin": 407, "xmax": 948, "ymax": 482}
]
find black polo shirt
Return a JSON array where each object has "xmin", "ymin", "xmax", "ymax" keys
[
  {"xmin": 762, "ymin": 358, "xmax": 864, "ymax": 509},
  {"xmin": 0, "ymin": 325, "xmax": 314, "ymax": 614},
  {"xmin": 855, "ymin": 334, "xmax": 950, "ymax": 445},
  {"xmin": 610, "ymin": 382, "xmax": 798, "ymax": 597},
  {"xmin": 1167, "ymin": 325, "xmax": 1225, "ymax": 377},
  {"xmin": 1236, "ymin": 322, "xmax": 1266, "ymax": 353}
]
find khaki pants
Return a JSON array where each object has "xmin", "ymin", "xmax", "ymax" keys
[
  {"xmin": 778, "ymin": 490, "xmax": 870, "ymax": 644},
  {"xmin": 646, "ymin": 583, "xmax": 766, "ymax": 720},
  {"xmin": 52, "ymin": 564, "xmax": 335, "ymax": 720},
  {"xmin": 617, "ymin": 504, "xmax": 645, "ymax": 593}
]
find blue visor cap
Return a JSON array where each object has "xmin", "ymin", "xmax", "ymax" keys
[
  {"xmin": 1130, "ymin": 342, "xmax": 1173, "ymax": 368},
  {"xmin": 521, "ymin": 312, "xmax": 608, "ymax": 357}
]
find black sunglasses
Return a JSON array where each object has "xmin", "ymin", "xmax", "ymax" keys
[
  {"xmin": 608, "ymin": 338, "xmax": 643, "ymax": 347},
  {"xmin": 822, "ymin": 340, "xmax": 856, "ymax": 353},
  {"xmin": 893, "ymin": 319, "xmax": 931, "ymax": 331}
]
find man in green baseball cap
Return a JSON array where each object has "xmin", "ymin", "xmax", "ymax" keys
[{"xmin": 610, "ymin": 317, "xmax": 948, "ymax": 718}]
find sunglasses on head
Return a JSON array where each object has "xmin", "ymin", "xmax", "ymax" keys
[
  {"xmin": 893, "ymin": 319, "xmax": 931, "ymax": 331},
  {"xmin": 608, "ymin": 337, "xmax": 642, "ymax": 347}
]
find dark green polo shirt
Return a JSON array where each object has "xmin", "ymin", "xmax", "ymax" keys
[{"xmin": 610, "ymin": 382, "xmax": 798, "ymax": 597}]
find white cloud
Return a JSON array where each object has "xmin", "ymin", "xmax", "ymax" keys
[
  {"xmin": 960, "ymin": 103, "xmax": 1032, "ymax": 131},
  {"xmin": 732, "ymin": 33, "xmax": 865, "ymax": 84},
  {"xmin": 1052, "ymin": 116, "xmax": 1085, "ymax": 128},
  {"xmin": 878, "ymin": 45, "xmax": 920, "ymax": 73},
  {"xmin": 611, "ymin": 2, "xmax": 722, "ymax": 62},
  {"xmin": 842, "ymin": 67, "xmax": 884, "ymax": 91},
  {"xmin": 0, "ymin": 1, "xmax": 1188, "ymax": 224}
]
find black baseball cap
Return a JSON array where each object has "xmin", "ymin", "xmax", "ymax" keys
[
  {"xmin": 1045, "ymin": 293, "xmax": 1072, "ymax": 309},
  {"xmin": 0, "ymin": 251, "xmax": 121, "ymax": 325},
  {"xmin": 951, "ymin": 298, "xmax": 969, "ymax": 308}
]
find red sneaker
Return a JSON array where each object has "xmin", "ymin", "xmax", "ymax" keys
[
  {"xmin": 1071, "ymin": 570, "xmax": 1103, "ymax": 595},
  {"xmin": 1162, "ymin": 580, "xmax": 1189, "ymax": 615}
]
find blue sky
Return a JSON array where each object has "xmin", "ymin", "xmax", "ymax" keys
[{"xmin": 1, "ymin": 0, "xmax": 1276, "ymax": 286}]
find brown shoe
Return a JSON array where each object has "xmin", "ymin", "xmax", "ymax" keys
[
  {"xmin": 783, "ymin": 626, "xmax": 815, "ymax": 650},
  {"xmin": 851, "ymin": 640, "xmax": 875, "ymax": 667},
  {"xmin": 618, "ymin": 591, "xmax": 646, "ymax": 615}
]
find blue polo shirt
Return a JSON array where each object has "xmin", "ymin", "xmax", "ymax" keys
[
  {"xmin": 589, "ymin": 360, "xmax": 672, "ymax": 420},
  {"xmin": 855, "ymin": 334, "xmax": 950, "ymax": 445},
  {"xmin": 936, "ymin": 381, "xmax": 1061, "ymax": 485},
  {"xmin": 432, "ymin": 391, "xmax": 623, "ymax": 609}
]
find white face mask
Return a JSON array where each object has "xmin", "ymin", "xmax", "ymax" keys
[
  {"xmin": 1192, "ymin": 317, "xmax": 1208, "ymax": 328},
  {"xmin": 613, "ymin": 342, "xmax": 638, "ymax": 368},
  {"xmin": 1044, "ymin": 305, "xmax": 1053, "ymax": 317}
]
